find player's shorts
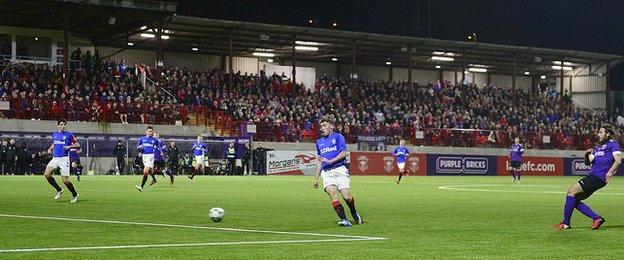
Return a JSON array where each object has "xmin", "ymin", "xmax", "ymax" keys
[
  {"xmin": 510, "ymin": 160, "xmax": 522, "ymax": 168},
  {"xmin": 142, "ymin": 154, "xmax": 155, "ymax": 168},
  {"xmin": 321, "ymin": 165, "xmax": 350, "ymax": 190},
  {"xmin": 154, "ymin": 160, "xmax": 166, "ymax": 168},
  {"xmin": 194, "ymin": 155, "xmax": 205, "ymax": 166},
  {"xmin": 577, "ymin": 174, "xmax": 606, "ymax": 200},
  {"xmin": 396, "ymin": 162, "xmax": 406, "ymax": 170},
  {"xmin": 70, "ymin": 156, "xmax": 81, "ymax": 166},
  {"xmin": 47, "ymin": 156, "xmax": 70, "ymax": 176}
]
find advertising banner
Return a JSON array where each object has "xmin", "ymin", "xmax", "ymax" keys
[
  {"xmin": 357, "ymin": 135, "xmax": 388, "ymax": 151},
  {"xmin": 564, "ymin": 157, "xmax": 624, "ymax": 176},
  {"xmin": 265, "ymin": 151, "xmax": 318, "ymax": 175},
  {"xmin": 497, "ymin": 156, "xmax": 563, "ymax": 176},
  {"xmin": 350, "ymin": 152, "xmax": 426, "ymax": 176},
  {"xmin": 564, "ymin": 157, "xmax": 591, "ymax": 176},
  {"xmin": 427, "ymin": 154, "xmax": 497, "ymax": 175}
]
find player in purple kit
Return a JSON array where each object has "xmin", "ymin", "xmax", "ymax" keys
[
  {"xmin": 393, "ymin": 139, "xmax": 410, "ymax": 184},
  {"xmin": 188, "ymin": 135, "xmax": 207, "ymax": 180},
  {"xmin": 151, "ymin": 131, "xmax": 165, "ymax": 186},
  {"xmin": 135, "ymin": 126, "xmax": 158, "ymax": 191},
  {"xmin": 153, "ymin": 131, "xmax": 174, "ymax": 185},
  {"xmin": 509, "ymin": 137, "xmax": 524, "ymax": 184},
  {"xmin": 313, "ymin": 118, "xmax": 362, "ymax": 227},
  {"xmin": 43, "ymin": 119, "xmax": 81, "ymax": 203},
  {"xmin": 69, "ymin": 147, "xmax": 83, "ymax": 181},
  {"xmin": 554, "ymin": 124, "xmax": 622, "ymax": 230}
]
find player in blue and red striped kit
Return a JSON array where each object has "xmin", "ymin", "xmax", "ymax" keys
[
  {"xmin": 554, "ymin": 124, "xmax": 622, "ymax": 230},
  {"xmin": 135, "ymin": 126, "xmax": 158, "ymax": 191},
  {"xmin": 188, "ymin": 135, "xmax": 207, "ymax": 180},
  {"xmin": 313, "ymin": 118, "xmax": 362, "ymax": 227},
  {"xmin": 43, "ymin": 119, "xmax": 81, "ymax": 203},
  {"xmin": 509, "ymin": 137, "xmax": 524, "ymax": 183}
]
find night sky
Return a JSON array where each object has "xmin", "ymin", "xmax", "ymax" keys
[{"xmin": 177, "ymin": 0, "xmax": 624, "ymax": 89}]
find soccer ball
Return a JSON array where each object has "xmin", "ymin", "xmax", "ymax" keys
[{"xmin": 208, "ymin": 207, "xmax": 225, "ymax": 222}]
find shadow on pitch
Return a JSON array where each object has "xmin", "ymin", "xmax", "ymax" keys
[{"xmin": 602, "ymin": 225, "xmax": 624, "ymax": 229}]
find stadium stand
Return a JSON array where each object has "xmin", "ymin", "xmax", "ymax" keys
[{"xmin": 0, "ymin": 60, "xmax": 615, "ymax": 150}]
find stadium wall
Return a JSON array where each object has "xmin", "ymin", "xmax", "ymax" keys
[
  {"xmin": 490, "ymin": 74, "xmax": 532, "ymax": 90},
  {"xmin": 339, "ymin": 64, "xmax": 389, "ymax": 81},
  {"xmin": 442, "ymin": 71, "xmax": 457, "ymax": 85},
  {"xmin": 259, "ymin": 62, "xmax": 317, "ymax": 89},
  {"xmin": 228, "ymin": 56, "xmax": 259, "ymax": 75},
  {"xmin": 0, "ymin": 119, "xmax": 208, "ymax": 137},
  {"xmin": 550, "ymin": 66, "xmax": 607, "ymax": 110},
  {"xmin": 282, "ymin": 60, "xmax": 338, "ymax": 80}
]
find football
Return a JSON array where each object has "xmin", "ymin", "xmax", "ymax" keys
[{"xmin": 208, "ymin": 207, "xmax": 225, "ymax": 222}]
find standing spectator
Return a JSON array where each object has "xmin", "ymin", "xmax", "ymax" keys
[
  {"xmin": 83, "ymin": 50, "xmax": 93, "ymax": 71},
  {"xmin": 29, "ymin": 152, "xmax": 39, "ymax": 175},
  {"xmin": 132, "ymin": 152, "xmax": 143, "ymax": 175},
  {"xmin": 93, "ymin": 50, "xmax": 102, "ymax": 70},
  {"xmin": 225, "ymin": 142, "xmax": 237, "ymax": 175},
  {"xmin": 113, "ymin": 139, "xmax": 126, "ymax": 174},
  {"xmin": 166, "ymin": 141, "xmax": 180, "ymax": 175},
  {"xmin": 17, "ymin": 143, "xmax": 28, "ymax": 175},
  {"xmin": 5, "ymin": 139, "xmax": 17, "ymax": 175},
  {"xmin": 118, "ymin": 59, "xmax": 127, "ymax": 78},
  {"xmin": 242, "ymin": 143, "xmax": 252, "ymax": 175},
  {"xmin": 70, "ymin": 47, "xmax": 83, "ymax": 69},
  {"xmin": 118, "ymin": 102, "xmax": 128, "ymax": 124},
  {"xmin": 0, "ymin": 139, "xmax": 6, "ymax": 175},
  {"xmin": 38, "ymin": 151, "xmax": 51, "ymax": 173}
]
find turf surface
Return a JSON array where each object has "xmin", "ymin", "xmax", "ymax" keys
[{"xmin": 1, "ymin": 175, "xmax": 624, "ymax": 259}]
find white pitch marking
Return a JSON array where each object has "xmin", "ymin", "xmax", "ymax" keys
[
  {"xmin": 0, "ymin": 213, "xmax": 384, "ymax": 240},
  {"xmin": 0, "ymin": 213, "xmax": 387, "ymax": 253},
  {"xmin": 0, "ymin": 238, "xmax": 379, "ymax": 253},
  {"xmin": 438, "ymin": 184, "xmax": 624, "ymax": 195}
]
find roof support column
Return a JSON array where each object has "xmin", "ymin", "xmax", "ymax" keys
[
  {"xmin": 220, "ymin": 54, "xmax": 226, "ymax": 71},
  {"xmin": 460, "ymin": 67, "xmax": 465, "ymax": 86},
  {"xmin": 512, "ymin": 56, "xmax": 517, "ymax": 107},
  {"xmin": 606, "ymin": 62, "xmax": 611, "ymax": 117},
  {"xmin": 569, "ymin": 74, "xmax": 572, "ymax": 92},
  {"xmin": 156, "ymin": 24, "xmax": 163, "ymax": 83},
  {"xmin": 228, "ymin": 32, "xmax": 233, "ymax": 90},
  {"xmin": 560, "ymin": 61, "xmax": 564, "ymax": 107},
  {"xmin": 291, "ymin": 35, "xmax": 296, "ymax": 88},
  {"xmin": 63, "ymin": 11, "xmax": 69, "ymax": 88},
  {"xmin": 408, "ymin": 45, "xmax": 413, "ymax": 84},
  {"xmin": 351, "ymin": 43, "xmax": 357, "ymax": 78}
]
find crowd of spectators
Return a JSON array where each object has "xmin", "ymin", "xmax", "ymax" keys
[
  {"xmin": 0, "ymin": 59, "xmax": 190, "ymax": 124},
  {"xmin": 0, "ymin": 59, "xmax": 619, "ymax": 149}
]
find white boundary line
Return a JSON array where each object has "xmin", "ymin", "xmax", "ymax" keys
[
  {"xmin": 0, "ymin": 239, "xmax": 374, "ymax": 253},
  {"xmin": 0, "ymin": 213, "xmax": 387, "ymax": 253},
  {"xmin": 438, "ymin": 184, "xmax": 624, "ymax": 195}
]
